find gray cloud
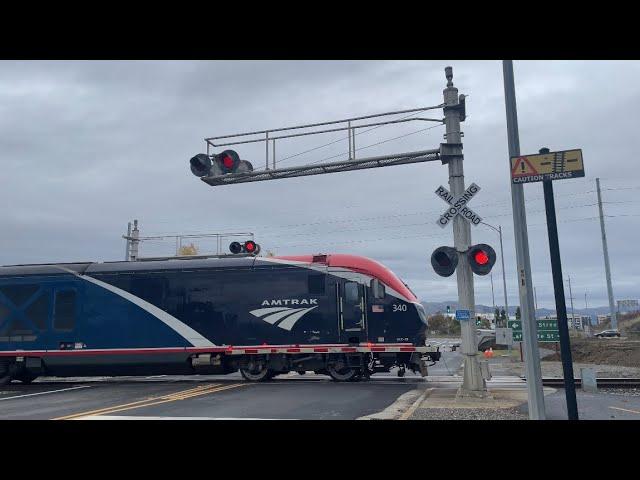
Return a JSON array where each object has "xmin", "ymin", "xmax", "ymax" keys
[{"xmin": 1, "ymin": 60, "xmax": 639, "ymax": 310}]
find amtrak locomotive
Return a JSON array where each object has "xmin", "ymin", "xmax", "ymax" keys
[{"xmin": 0, "ymin": 253, "xmax": 440, "ymax": 384}]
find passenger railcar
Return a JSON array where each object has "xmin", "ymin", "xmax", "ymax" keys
[{"xmin": 0, "ymin": 253, "xmax": 440, "ymax": 384}]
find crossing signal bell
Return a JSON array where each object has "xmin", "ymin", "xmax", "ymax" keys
[
  {"xmin": 189, "ymin": 150, "xmax": 253, "ymax": 177},
  {"xmin": 229, "ymin": 240, "xmax": 261, "ymax": 255},
  {"xmin": 431, "ymin": 246, "xmax": 458, "ymax": 277},
  {"xmin": 467, "ymin": 243, "xmax": 496, "ymax": 276}
]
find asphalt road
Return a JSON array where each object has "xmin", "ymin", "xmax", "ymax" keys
[{"xmin": 0, "ymin": 352, "xmax": 463, "ymax": 420}]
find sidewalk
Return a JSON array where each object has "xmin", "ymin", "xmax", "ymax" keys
[{"xmin": 405, "ymin": 352, "xmax": 553, "ymax": 420}]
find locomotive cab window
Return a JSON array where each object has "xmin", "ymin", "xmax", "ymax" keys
[
  {"xmin": 308, "ymin": 275, "xmax": 325, "ymax": 295},
  {"xmin": 54, "ymin": 290, "xmax": 77, "ymax": 331},
  {"xmin": 344, "ymin": 282, "xmax": 359, "ymax": 304},
  {"xmin": 370, "ymin": 279, "xmax": 385, "ymax": 299}
]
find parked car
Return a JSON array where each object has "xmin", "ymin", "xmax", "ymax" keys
[{"xmin": 594, "ymin": 329, "xmax": 621, "ymax": 338}]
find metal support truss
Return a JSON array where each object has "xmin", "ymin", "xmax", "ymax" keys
[
  {"xmin": 198, "ymin": 104, "xmax": 445, "ymax": 186},
  {"xmin": 202, "ymin": 149, "xmax": 441, "ymax": 186}
]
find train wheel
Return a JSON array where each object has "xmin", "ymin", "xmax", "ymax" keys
[
  {"xmin": 16, "ymin": 371, "xmax": 38, "ymax": 384},
  {"xmin": 0, "ymin": 361, "xmax": 12, "ymax": 386},
  {"xmin": 327, "ymin": 365, "xmax": 360, "ymax": 382},
  {"xmin": 240, "ymin": 365, "xmax": 273, "ymax": 382}
]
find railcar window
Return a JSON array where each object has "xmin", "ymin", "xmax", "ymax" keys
[
  {"xmin": 26, "ymin": 293, "xmax": 50, "ymax": 331},
  {"xmin": 344, "ymin": 282, "xmax": 359, "ymax": 304},
  {"xmin": 308, "ymin": 275, "xmax": 326, "ymax": 294},
  {"xmin": 54, "ymin": 290, "xmax": 76, "ymax": 331}
]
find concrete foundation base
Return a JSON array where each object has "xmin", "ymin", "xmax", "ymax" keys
[{"xmin": 456, "ymin": 387, "xmax": 493, "ymax": 400}]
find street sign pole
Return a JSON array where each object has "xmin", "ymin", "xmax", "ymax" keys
[
  {"xmin": 444, "ymin": 67, "xmax": 486, "ymax": 396},
  {"xmin": 541, "ymin": 149, "xmax": 579, "ymax": 420},
  {"xmin": 503, "ymin": 60, "xmax": 546, "ymax": 419}
]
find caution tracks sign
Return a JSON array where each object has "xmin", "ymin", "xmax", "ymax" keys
[{"xmin": 510, "ymin": 149, "xmax": 584, "ymax": 184}]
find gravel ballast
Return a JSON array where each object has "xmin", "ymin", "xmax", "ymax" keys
[{"xmin": 409, "ymin": 407, "xmax": 528, "ymax": 420}]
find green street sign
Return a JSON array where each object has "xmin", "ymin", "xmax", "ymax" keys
[
  {"xmin": 509, "ymin": 319, "xmax": 559, "ymax": 343},
  {"xmin": 508, "ymin": 320, "xmax": 558, "ymax": 331},
  {"xmin": 512, "ymin": 331, "xmax": 560, "ymax": 342}
]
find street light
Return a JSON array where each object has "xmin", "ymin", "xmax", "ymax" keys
[{"xmin": 481, "ymin": 222, "xmax": 508, "ymax": 327}]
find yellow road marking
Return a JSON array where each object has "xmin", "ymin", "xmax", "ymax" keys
[
  {"xmin": 54, "ymin": 383, "xmax": 246, "ymax": 420},
  {"xmin": 53, "ymin": 384, "xmax": 217, "ymax": 420},
  {"xmin": 609, "ymin": 406, "xmax": 640, "ymax": 415}
]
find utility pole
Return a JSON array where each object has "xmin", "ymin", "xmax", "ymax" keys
[
  {"xmin": 130, "ymin": 219, "xmax": 140, "ymax": 261},
  {"xmin": 567, "ymin": 276, "xmax": 575, "ymax": 329},
  {"xmin": 480, "ymin": 222, "xmax": 508, "ymax": 327},
  {"xmin": 125, "ymin": 222, "xmax": 132, "ymax": 261},
  {"xmin": 502, "ymin": 60, "xmax": 546, "ymax": 419},
  {"xmin": 498, "ymin": 226, "xmax": 508, "ymax": 327},
  {"xmin": 534, "ymin": 287, "xmax": 539, "ymax": 318},
  {"xmin": 491, "ymin": 273, "xmax": 496, "ymax": 311},
  {"xmin": 444, "ymin": 66, "xmax": 486, "ymax": 396},
  {"xmin": 585, "ymin": 292, "xmax": 588, "ymax": 310},
  {"xmin": 596, "ymin": 178, "xmax": 617, "ymax": 330}
]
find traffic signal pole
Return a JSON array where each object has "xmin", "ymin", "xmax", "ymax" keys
[
  {"xmin": 502, "ymin": 61, "xmax": 546, "ymax": 419},
  {"xmin": 443, "ymin": 67, "xmax": 487, "ymax": 396}
]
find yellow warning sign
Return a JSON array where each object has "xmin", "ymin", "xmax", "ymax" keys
[{"xmin": 510, "ymin": 149, "xmax": 584, "ymax": 184}]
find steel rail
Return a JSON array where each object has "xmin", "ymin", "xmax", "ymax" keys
[{"xmin": 536, "ymin": 377, "xmax": 640, "ymax": 388}]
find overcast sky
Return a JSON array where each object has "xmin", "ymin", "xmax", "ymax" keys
[{"xmin": 2, "ymin": 60, "xmax": 639, "ymax": 309}]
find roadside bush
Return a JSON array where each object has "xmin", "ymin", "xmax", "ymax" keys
[{"xmin": 427, "ymin": 313, "xmax": 460, "ymax": 336}]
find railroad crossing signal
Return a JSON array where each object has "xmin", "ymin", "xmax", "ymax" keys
[
  {"xmin": 435, "ymin": 183, "xmax": 483, "ymax": 228},
  {"xmin": 467, "ymin": 244, "xmax": 496, "ymax": 276},
  {"xmin": 431, "ymin": 244, "xmax": 496, "ymax": 277},
  {"xmin": 510, "ymin": 149, "xmax": 584, "ymax": 184},
  {"xmin": 190, "ymin": 150, "xmax": 254, "ymax": 178},
  {"xmin": 229, "ymin": 240, "xmax": 261, "ymax": 255},
  {"xmin": 431, "ymin": 246, "xmax": 458, "ymax": 277}
]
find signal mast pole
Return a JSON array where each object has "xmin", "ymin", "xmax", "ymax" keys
[{"xmin": 443, "ymin": 67, "xmax": 487, "ymax": 396}]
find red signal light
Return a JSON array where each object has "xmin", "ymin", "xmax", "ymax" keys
[
  {"xmin": 222, "ymin": 155, "xmax": 234, "ymax": 169},
  {"xmin": 467, "ymin": 244, "xmax": 496, "ymax": 276},
  {"xmin": 474, "ymin": 250, "xmax": 489, "ymax": 265},
  {"xmin": 244, "ymin": 240, "xmax": 257, "ymax": 253}
]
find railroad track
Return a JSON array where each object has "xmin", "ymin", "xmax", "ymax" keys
[{"xmin": 538, "ymin": 377, "xmax": 640, "ymax": 388}]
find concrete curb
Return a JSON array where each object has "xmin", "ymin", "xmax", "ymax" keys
[{"xmin": 399, "ymin": 388, "xmax": 434, "ymax": 420}]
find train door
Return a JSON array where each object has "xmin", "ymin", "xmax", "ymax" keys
[
  {"xmin": 51, "ymin": 282, "xmax": 82, "ymax": 349},
  {"xmin": 338, "ymin": 281, "xmax": 367, "ymax": 342}
]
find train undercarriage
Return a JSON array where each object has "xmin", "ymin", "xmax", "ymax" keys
[
  {"xmin": 227, "ymin": 352, "xmax": 437, "ymax": 382},
  {"xmin": 0, "ymin": 350, "xmax": 440, "ymax": 385}
]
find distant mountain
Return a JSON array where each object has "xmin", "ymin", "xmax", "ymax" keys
[{"xmin": 421, "ymin": 301, "xmax": 617, "ymax": 318}]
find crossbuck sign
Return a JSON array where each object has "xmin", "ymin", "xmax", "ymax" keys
[{"xmin": 435, "ymin": 183, "xmax": 482, "ymax": 228}]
